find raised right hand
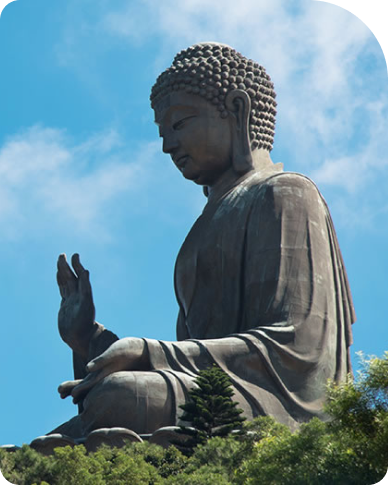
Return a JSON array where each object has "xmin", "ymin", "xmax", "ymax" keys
[{"xmin": 57, "ymin": 253, "xmax": 96, "ymax": 358}]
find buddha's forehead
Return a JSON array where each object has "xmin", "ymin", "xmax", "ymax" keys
[{"xmin": 153, "ymin": 91, "xmax": 205, "ymax": 125}]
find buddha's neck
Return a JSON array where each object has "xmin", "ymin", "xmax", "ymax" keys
[{"xmin": 206, "ymin": 149, "xmax": 282, "ymax": 203}]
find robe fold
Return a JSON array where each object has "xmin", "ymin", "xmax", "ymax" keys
[{"xmin": 142, "ymin": 168, "xmax": 355, "ymax": 429}]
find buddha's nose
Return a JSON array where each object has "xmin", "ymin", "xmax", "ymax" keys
[{"xmin": 162, "ymin": 134, "xmax": 179, "ymax": 154}]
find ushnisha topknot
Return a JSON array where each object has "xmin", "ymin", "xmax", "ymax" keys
[{"xmin": 150, "ymin": 42, "xmax": 277, "ymax": 151}]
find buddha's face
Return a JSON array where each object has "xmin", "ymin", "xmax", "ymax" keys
[{"xmin": 154, "ymin": 91, "xmax": 233, "ymax": 186}]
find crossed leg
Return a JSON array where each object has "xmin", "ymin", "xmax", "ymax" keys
[{"xmin": 50, "ymin": 371, "xmax": 176, "ymax": 438}]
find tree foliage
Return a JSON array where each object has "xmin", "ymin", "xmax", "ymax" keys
[
  {"xmin": 1, "ymin": 353, "xmax": 388, "ymax": 484},
  {"xmin": 177, "ymin": 364, "xmax": 246, "ymax": 451},
  {"xmin": 235, "ymin": 352, "xmax": 388, "ymax": 485},
  {"xmin": 0, "ymin": 443, "xmax": 165, "ymax": 485}
]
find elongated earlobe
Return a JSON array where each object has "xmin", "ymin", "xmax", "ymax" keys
[{"xmin": 225, "ymin": 89, "xmax": 253, "ymax": 174}]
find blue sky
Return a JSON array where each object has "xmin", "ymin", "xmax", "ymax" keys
[{"xmin": 0, "ymin": 0, "xmax": 387, "ymax": 447}]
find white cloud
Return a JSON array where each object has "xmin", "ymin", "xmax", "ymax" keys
[
  {"xmin": 312, "ymin": 156, "xmax": 360, "ymax": 192},
  {"xmin": 310, "ymin": 95, "xmax": 388, "ymax": 228},
  {"xmin": 312, "ymin": 97, "xmax": 388, "ymax": 191},
  {"xmin": 0, "ymin": 126, "xmax": 143, "ymax": 241}
]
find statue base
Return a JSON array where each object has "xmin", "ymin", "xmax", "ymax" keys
[{"xmin": 23, "ymin": 426, "xmax": 191, "ymax": 455}]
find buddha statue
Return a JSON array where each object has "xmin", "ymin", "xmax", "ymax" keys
[{"xmin": 43, "ymin": 42, "xmax": 355, "ymax": 444}]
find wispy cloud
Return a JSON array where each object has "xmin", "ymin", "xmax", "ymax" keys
[
  {"xmin": 0, "ymin": 126, "xmax": 141, "ymax": 241},
  {"xmin": 312, "ymin": 98, "xmax": 388, "ymax": 190}
]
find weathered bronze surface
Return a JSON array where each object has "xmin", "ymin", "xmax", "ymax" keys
[{"xmin": 44, "ymin": 43, "xmax": 355, "ymax": 444}]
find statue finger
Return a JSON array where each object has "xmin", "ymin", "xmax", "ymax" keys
[
  {"xmin": 56, "ymin": 266, "xmax": 72, "ymax": 299},
  {"xmin": 71, "ymin": 254, "xmax": 93, "ymax": 297},
  {"xmin": 56, "ymin": 270, "xmax": 66, "ymax": 299},
  {"xmin": 71, "ymin": 253, "xmax": 86, "ymax": 278},
  {"xmin": 56, "ymin": 269, "xmax": 72, "ymax": 299},
  {"xmin": 79, "ymin": 270, "xmax": 93, "ymax": 297},
  {"xmin": 86, "ymin": 354, "xmax": 107, "ymax": 373},
  {"xmin": 70, "ymin": 375, "xmax": 94, "ymax": 403},
  {"xmin": 71, "ymin": 372, "xmax": 103, "ymax": 404},
  {"xmin": 57, "ymin": 254, "xmax": 77, "ymax": 293},
  {"xmin": 58, "ymin": 379, "xmax": 82, "ymax": 399}
]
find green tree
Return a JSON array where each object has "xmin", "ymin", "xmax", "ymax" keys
[
  {"xmin": 0, "ymin": 444, "xmax": 164, "ymax": 485},
  {"xmin": 0, "ymin": 444, "xmax": 55, "ymax": 485},
  {"xmin": 235, "ymin": 353, "xmax": 388, "ymax": 485},
  {"xmin": 177, "ymin": 364, "xmax": 246, "ymax": 452},
  {"xmin": 128, "ymin": 442, "xmax": 188, "ymax": 479},
  {"xmin": 324, "ymin": 352, "xmax": 388, "ymax": 484}
]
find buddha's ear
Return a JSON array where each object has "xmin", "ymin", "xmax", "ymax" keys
[{"xmin": 225, "ymin": 89, "xmax": 253, "ymax": 174}]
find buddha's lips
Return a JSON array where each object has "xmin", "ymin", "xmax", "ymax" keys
[{"xmin": 175, "ymin": 155, "xmax": 189, "ymax": 169}]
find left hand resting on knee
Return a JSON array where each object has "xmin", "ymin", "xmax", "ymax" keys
[{"xmin": 58, "ymin": 337, "xmax": 150, "ymax": 404}]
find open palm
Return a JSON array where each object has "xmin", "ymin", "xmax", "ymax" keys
[{"xmin": 57, "ymin": 253, "xmax": 96, "ymax": 358}]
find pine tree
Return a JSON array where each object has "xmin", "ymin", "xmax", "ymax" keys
[{"xmin": 177, "ymin": 364, "xmax": 246, "ymax": 452}]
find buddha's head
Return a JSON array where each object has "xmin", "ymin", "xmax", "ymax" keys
[{"xmin": 151, "ymin": 43, "xmax": 277, "ymax": 187}]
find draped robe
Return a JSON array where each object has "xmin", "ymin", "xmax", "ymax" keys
[{"xmin": 74, "ymin": 166, "xmax": 355, "ymax": 431}]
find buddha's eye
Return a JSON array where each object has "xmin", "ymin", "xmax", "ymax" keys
[{"xmin": 173, "ymin": 116, "xmax": 195, "ymax": 131}]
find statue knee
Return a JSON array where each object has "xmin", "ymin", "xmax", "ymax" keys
[{"xmin": 82, "ymin": 371, "xmax": 174, "ymax": 434}]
